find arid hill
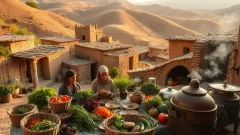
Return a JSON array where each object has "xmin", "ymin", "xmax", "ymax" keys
[{"xmin": 0, "ymin": 0, "xmax": 79, "ymax": 37}]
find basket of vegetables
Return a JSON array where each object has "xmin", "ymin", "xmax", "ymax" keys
[
  {"xmin": 47, "ymin": 95, "xmax": 72, "ymax": 113},
  {"xmin": 20, "ymin": 112, "xmax": 61, "ymax": 135},
  {"xmin": 7, "ymin": 104, "xmax": 35, "ymax": 128},
  {"xmin": 104, "ymin": 114, "xmax": 158, "ymax": 135}
]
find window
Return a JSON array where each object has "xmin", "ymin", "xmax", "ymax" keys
[
  {"xmin": 96, "ymin": 34, "xmax": 98, "ymax": 40},
  {"xmin": 129, "ymin": 56, "xmax": 133, "ymax": 70},
  {"xmin": 183, "ymin": 47, "xmax": 190, "ymax": 54},
  {"xmin": 82, "ymin": 36, "xmax": 85, "ymax": 41}
]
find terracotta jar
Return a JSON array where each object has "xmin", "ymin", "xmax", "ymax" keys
[
  {"xmin": 167, "ymin": 79, "xmax": 217, "ymax": 135},
  {"xmin": 159, "ymin": 87, "xmax": 177, "ymax": 100},
  {"xmin": 167, "ymin": 78, "xmax": 173, "ymax": 86},
  {"xmin": 129, "ymin": 91, "xmax": 144, "ymax": 104}
]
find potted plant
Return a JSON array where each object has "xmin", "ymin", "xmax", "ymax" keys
[
  {"xmin": 140, "ymin": 82, "xmax": 160, "ymax": 96},
  {"xmin": 109, "ymin": 67, "xmax": 120, "ymax": 79},
  {"xmin": 28, "ymin": 87, "xmax": 56, "ymax": 111},
  {"xmin": 0, "ymin": 84, "xmax": 13, "ymax": 103},
  {"xmin": 114, "ymin": 76, "xmax": 133, "ymax": 99}
]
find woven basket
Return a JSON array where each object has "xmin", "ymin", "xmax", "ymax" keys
[
  {"xmin": 104, "ymin": 114, "xmax": 158, "ymax": 135},
  {"xmin": 52, "ymin": 111, "xmax": 72, "ymax": 123},
  {"xmin": 20, "ymin": 113, "xmax": 61, "ymax": 135},
  {"xmin": 7, "ymin": 104, "xmax": 35, "ymax": 128},
  {"xmin": 47, "ymin": 96, "xmax": 72, "ymax": 113}
]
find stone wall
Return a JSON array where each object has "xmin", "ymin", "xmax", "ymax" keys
[
  {"xmin": 9, "ymin": 39, "xmax": 35, "ymax": 53},
  {"xmin": 148, "ymin": 47, "xmax": 167, "ymax": 57},
  {"xmin": 47, "ymin": 47, "xmax": 70, "ymax": 81},
  {"xmin": 79, "ymin": 64, "xmax": 92, "ymax": 82},
  {"xmin": 0, "ymin": 57, "xmax": 21, "ymax": 84},
  {"xmin": 118, "ymin": 51, "xmax": 139, "ymax": 76},
  {"xmin": 75, "ymin": 24, "xmax": 104, "ymax": 42},
  {"xmin": 169, "ymin": 40, "xmax": 195, "ymax": 60}
]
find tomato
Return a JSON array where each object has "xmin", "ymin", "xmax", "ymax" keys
[{"xmin": 158, "ymin": 113, "xmax": 168, "ymax": 125}]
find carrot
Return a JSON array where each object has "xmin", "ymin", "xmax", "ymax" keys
[{"xmin": 93, "ymin": 107, "xmax": 114, "ymax": 119}]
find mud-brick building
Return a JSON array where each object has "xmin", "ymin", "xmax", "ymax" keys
[
  {"xmin": 40, "ymin": 37, "xmax": 79, "ymax": 55},
  {"xmin": 227, "ymin": 26, "xmax": 240, "ymax": 86},
  {"xmin": 75, "ymin": 24, "xmax": 104, "ymax": 43},
  {"xmin": 0, "ymin": 34, "xmax": 70, "ymax": 89},
  {"xmin": 75, "ymin": 42, "xmax": 150, "ymax": 78},
  {"xmin": 128, "ymin": 33, "xmax": 238, "ymax": 85}
]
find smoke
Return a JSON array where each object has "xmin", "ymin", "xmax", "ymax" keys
[
  {"xmin": 190, "ymin": 43, "xmax": 232, "ymax": 80},
  {"xmin": 218, "ymin": 13, "xmax": 240, "ymax": 33}
]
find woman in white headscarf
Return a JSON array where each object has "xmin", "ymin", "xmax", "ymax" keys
[{"xmin": 92, "ymin": 65, "xmax": 116, "ymax": 99}]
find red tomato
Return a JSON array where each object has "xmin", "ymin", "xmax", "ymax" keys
[{"xmin": 158, "ymin": 113, "xmax": 168, "ymax": 125}]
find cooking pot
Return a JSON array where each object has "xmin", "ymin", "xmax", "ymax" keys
[
  {"xmin": 167, "ymin": 79, "xmax": 217, "ymax": 135},
  {"xmin": 159, "ymin": 87, "xmax": 177, "ymax": 100}
]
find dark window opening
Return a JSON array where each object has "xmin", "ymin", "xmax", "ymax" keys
[
  {"xmin": 166, "ymin": 66, "xmax": 190, "ymax": 85},
  {"xmin": 129, "ymin": 56, "xmax": 133, "ymax": 70},
  {"xmin": 183, "ymin": 47, "xmax": 190, "ymax": 54},
  {"xmin": 82, "ymin": 36, "xmax": 85, "ymax": 41},
  {"xmin": 96, "ymin": 34, "xmax": 98, "ymax": 40}
]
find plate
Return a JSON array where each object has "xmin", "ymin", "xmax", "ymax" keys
[
  {"xmin": 120, "ymin": 110, "xmax": 139, "ymax": 115},
  {"xmin": 122, "ymin": 103, "xmax": 139, "ymax": 110},
  {"xmin": 105, "ymin": 101, "xmax": 121, "ymax": 109},
  {"xmin": 99, "ymin": 99, "xmax": 112, "ymax": 105}
]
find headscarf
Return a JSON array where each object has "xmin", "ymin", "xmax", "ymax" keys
[{"xmin": 96, "ymin": 65, "xmax": 111, "ymax": 82}]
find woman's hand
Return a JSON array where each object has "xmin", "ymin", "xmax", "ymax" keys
[{"xmin": 98, "ymin": 90, "xmax": 111, "ymax": 97}]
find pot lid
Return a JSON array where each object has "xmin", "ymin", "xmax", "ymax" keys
[
  {"xmin": 160, "ymin": 87, "xmax": 177, "ymax": 92},
  {"xmin": 208, "ymin": 82, "xmax": 240, "ymax": 92},
  {"xmin": 182, "ymin": 79, "xmax": 207, "ymax": 96},
  {"xmin": 172, "ymin": 79, "xmax": 216, "ymax": 112}
]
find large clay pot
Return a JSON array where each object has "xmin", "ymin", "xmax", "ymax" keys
[
  {"xmin": 130, "ymin": 91, "xmax": 144, "ymax": 104},
  {"xmin": 1, "ymin": 93, "xmax": 12, "ymax": 103},
  {"xmin": 12, "ymin": 88, "xmax": 19, "ymax": 97}
]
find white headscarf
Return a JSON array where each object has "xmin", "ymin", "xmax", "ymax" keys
[{"xmin": 98, "ymin": 65, "xmax": 109, "ymax": 74}]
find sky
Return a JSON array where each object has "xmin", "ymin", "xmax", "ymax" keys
[{"xmin": 127, "ymin": 0, "xmax": 240, "ymax": 10}]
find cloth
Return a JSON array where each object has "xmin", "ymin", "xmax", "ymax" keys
[
  {"xmin": 92, "ymin": 79, "xmax": 116, "ymax": 99},
  {"xmin": 98, "ymin": 65, "xmax": 109, "ymax": 74}
]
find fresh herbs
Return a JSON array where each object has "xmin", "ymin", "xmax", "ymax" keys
[
  {"xmin": 28, "ymin": 87, "xmax": 56, "ymax": 110},
  {"xmin": 113, "ymin": 115, "xmax": 128, "ymax": 132},
  {"xmin": 140, "ymin": 82, "xmax": 160, "ymax": 95},
  {"xmin": 0, "ymin": 84, "xmax": 13, "ymax": 96},
  {"xmin": 143, "ymin": 95, "xmax": 163, "ymax": 110},
  {"xmin": 114, "ymin": 76, "xmax": 133, "ymax": 91},
  {"xmin": 30, "ymin": 120, "xmax": 56, "ymax": 131},
  {"xmin": 74, "ymin": 89, "xmax": 93, "ymax": 100},
  {"xmin": 12, "ymin": 107, "xmax": 29, "ymax": 114},
  {"xmin": 70, "ymin": 105, "xmax": 99, "ymax": 132}
]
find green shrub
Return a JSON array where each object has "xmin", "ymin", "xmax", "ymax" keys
[
  {"xmin": 74, "ymin": 89, "xmax": 93, "ymax": 100},
  {"xmin": 114, "ymin": 76, "xmax": 133, "ymax": 92},
  {"xmin": 0, "ymin": 46, "xmax": 11, "ymax": 57},
  {"xmin": 28, "ymin": 87, "xmax": 56, "ymax": 109},
  {"xmin": 0, "ymin": 84, "xmax": 14, "ymax": 96},
  {"xmin": 0, "ymin": 19, "xmax": 5, "ymax": 26},
  {"xmin": 143, "ymin": 95, "xmax": 162, "ymax": 110},
  {"xmin": 140, "ymin": 82, "xmax": 160, "ymax": 95},
  {"xmin": 12, "ymin": 18, "xmax": 20, "ymax": 23},
  {"xmin": 25, "ymin": 2, "xmax": 39, "ymax": 9},
  {"xmin": 109, "ymin": 67, "xmax": 120, "ymax": 79}
]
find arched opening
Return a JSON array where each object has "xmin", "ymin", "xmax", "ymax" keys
[{"xmin": 165, "ymin": 66, "xmax": 191, "ymax": 85}]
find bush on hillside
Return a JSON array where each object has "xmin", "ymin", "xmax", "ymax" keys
[
  {"xmin": 0, "ymin": 46, "xmax": 11, "ymax": 57},
  {"xmin": 25, "ymin": 2, "xmax": 39, "ymax": 9}
]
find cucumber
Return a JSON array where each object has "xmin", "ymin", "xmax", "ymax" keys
[
  {"xmin": 139, "ymin": 118, "xmax": 150, "ymax": 130},
  {"xmin": 136, "ymin": 121, "xmax": 144, "ymax": 131},
  {"xmin": 147, "ymin": 119, "xmax": 153, "ymax": 128}
]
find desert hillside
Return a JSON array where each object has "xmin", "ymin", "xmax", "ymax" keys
[{"xmin": 0, "ymin": 0, "xmax": 79, "ymax": 37}]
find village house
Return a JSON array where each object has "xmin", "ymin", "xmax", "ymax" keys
[
  {"xmin": 40, "ymin": 36, "xmax": 79, "ymax": 55},
  {"xmin": 0, "ymin": 34, "xmax": 70, "ymax": 89},
  {"xmin": 128, "ymin": 33, "xmax": 238, "ymax": 85}
]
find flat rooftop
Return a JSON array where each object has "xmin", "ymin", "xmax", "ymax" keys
[
  {"xmin": 0, "ymin": 34, "xmax": 35, "ymax": 42},
  {"xmin": 40, "ymin": 36, "xmax": 79, "ymax": 43},
  {"xmin": 11, "ymin": 45, "xmax": 65, "ymax": 59},
  {"xmin": 64, "ymin": 56, "xmax": 95, "ymax": 66},
  {"xmin": 76, "ymin": 42, "xmax": 132, "ymax": 51}
]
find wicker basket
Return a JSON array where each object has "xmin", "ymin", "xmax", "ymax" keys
[
  {"xmin": 20, "ymin": 113, "xmax": 61, "ymax": 135},
  {"xmin": 7, "ymin": 104, "xmax": 35, "ymax": 128},
  {"xmin": 104, "ymin": 114, "xmax": 158, "ymax": 135},
  {"xmin": 47, "ymin": 96, "xmax": 72, "ymax": 113}
]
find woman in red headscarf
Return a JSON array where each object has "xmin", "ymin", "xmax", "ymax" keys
[{"xmin": 92, "ymin": 65, "xmax": 116, "ymax": 99}]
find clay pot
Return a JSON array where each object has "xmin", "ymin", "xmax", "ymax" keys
[
  {"xmin": 130, "ymin": 91, "xmax": 143, "ymax": 104},
  {"xmin": 1, "ymin": 94, "xmax": 12, "ymax": 103},
  {"xmin": 159, "ymin": 87, "xmax": 177, "ymax": 100},
  {"xmin": 167, "ymin": 78, "xmax": 173, "ymax": 86},
  {"xmin": 12, "ymin": 88, "xmax": 20, "ymax": 97}
]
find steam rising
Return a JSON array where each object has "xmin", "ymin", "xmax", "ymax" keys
[{"xmin": 190, "ymin": 43, "xmax": 232, "ymax": 80}]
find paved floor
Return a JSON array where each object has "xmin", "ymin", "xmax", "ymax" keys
[{"xmin": 0, "ymin": 83, "xmax": 239, "ymax": 135}]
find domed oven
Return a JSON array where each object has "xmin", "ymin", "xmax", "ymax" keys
[{"xmin": 167, "ymin": 79, "xmax": 217, "ymax": 135}]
